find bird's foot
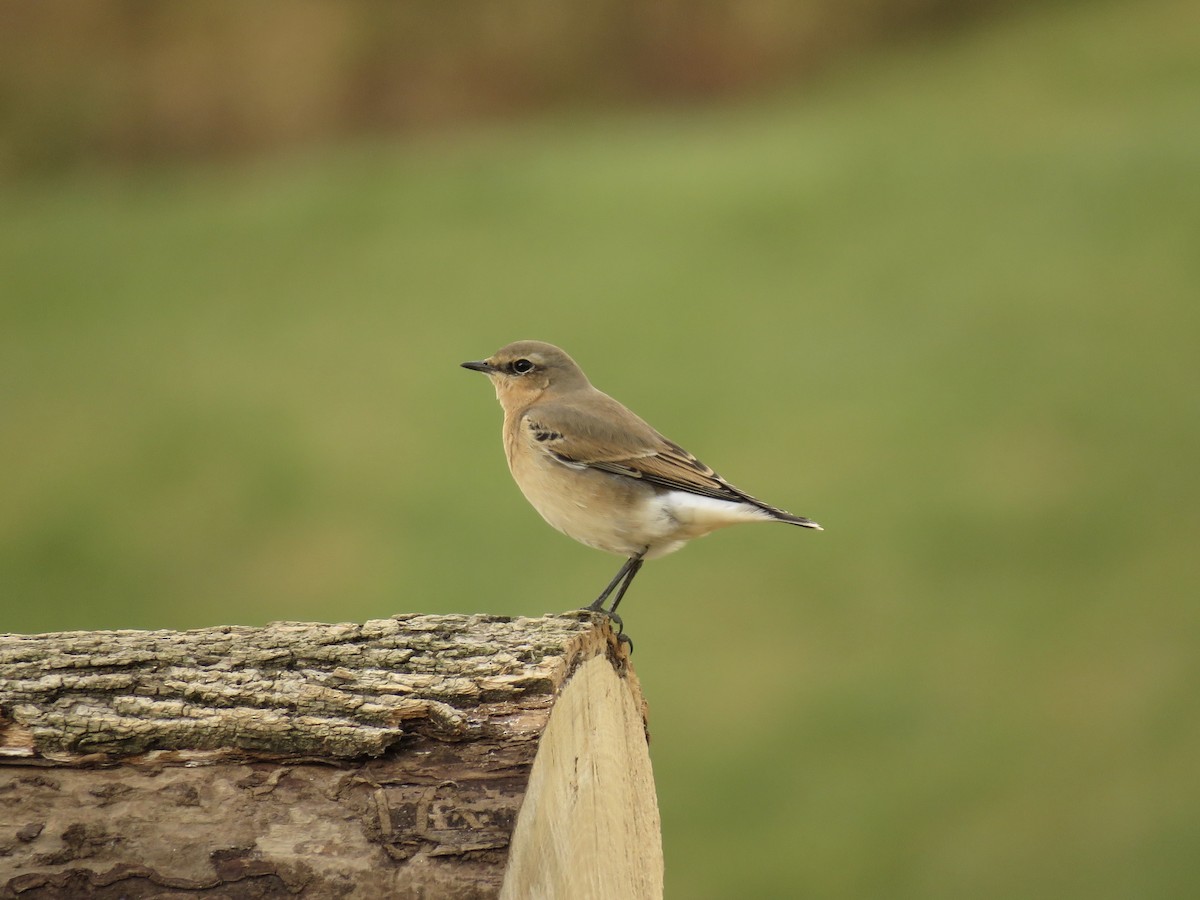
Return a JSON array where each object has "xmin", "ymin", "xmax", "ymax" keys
[
  {"xmin": 583, "ymin": 602, "xmax": 624, "ymax": 633},
  {"xmin": 581, "ymin": 603, "xmax": 632, "ymax": 648}
]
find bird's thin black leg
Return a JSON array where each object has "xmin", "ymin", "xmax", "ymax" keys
[
  {"xmin": 606, "ymin": 556, "xmax": 644, "ymax": 617},
  {"xmin": 587, "ymin": 556, "xmax": 637, "ymax": 612},
  {"xmin": 605, "ymin": 555, "xmax": 646, "ymax": 653},
  {"xmin": 584, "ymin": 551, "xmax": 646, "ymax": 646}
]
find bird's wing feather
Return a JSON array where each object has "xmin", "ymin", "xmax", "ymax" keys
[
  {"xmin": 522, "ymin": 395, "xmax": 821, "ymax": 528},
  {"xmin": 522, "ymin": 397, "xmax": 753, "ymax": 504}
]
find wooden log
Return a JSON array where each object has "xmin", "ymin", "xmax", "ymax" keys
[{"xmin": 0, "ymin": 613, "xmax": 663, "ymax": 899}]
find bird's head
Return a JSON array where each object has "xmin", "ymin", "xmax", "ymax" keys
[{"xmin": 461, "ymin": 341, "xmax": 591, "ymax": 411}]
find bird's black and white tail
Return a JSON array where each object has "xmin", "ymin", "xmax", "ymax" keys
[{"xmin": 723, "ymin": 482, "xmax": 822, "ymax": 530}]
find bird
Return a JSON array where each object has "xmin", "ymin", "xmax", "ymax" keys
[{"xmin": 461, "ymin": 340, "xmax": 821, "ymax": 633}]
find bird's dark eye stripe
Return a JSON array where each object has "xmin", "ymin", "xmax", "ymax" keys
[{"xmin": 511, "ymin": 358, "xmax": 535, "ymax": 374}]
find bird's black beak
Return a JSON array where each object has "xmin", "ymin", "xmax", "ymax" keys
[{"xmin": 461, "ymin": 360, "xmax": 495, "ymax": 374}]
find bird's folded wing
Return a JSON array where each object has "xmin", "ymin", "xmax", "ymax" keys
[{"xmin": 522, "ymin": 401, "xmax": 747, "ymax": 503}]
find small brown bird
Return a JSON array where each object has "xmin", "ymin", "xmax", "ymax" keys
[{"xmin": 462, "ymin": 341, "xmax": 821, "ymax": 630}]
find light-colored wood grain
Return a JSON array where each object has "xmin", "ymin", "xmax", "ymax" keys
[{"xmin": 501, "ymin": 654, "xmax": 664, "ymax": 900}]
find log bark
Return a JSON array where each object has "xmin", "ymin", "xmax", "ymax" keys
[{"xmin": 0, "ymin": 613, "xmax": 662, "ymax": 899}]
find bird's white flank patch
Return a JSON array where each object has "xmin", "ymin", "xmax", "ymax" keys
[{"xmin": 661, "ymin": 491, "xmax": 776, "ymax": 528}]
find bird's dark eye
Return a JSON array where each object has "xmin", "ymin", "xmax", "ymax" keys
[{"xmin": 511, "ymin": 358, "xmax": 534, "ymax": 374}]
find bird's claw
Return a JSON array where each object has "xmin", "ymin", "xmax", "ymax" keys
[
  {"xmin": 606, "ymin": 610, "xmax": 625, "ymax": 634},
  {"xmin": 579, "ymin": 603, "xmax": 633, "ymax": 652},
  {"xmin": 583, "ymin": 603, "xmax": 624, "ymax": 633}
]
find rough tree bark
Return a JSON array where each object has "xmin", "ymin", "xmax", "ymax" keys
[{"xmin": 0, "ymin": 613, "xmax": 662, "ymax": 899}]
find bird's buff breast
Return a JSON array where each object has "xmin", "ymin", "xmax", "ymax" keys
[{"xmin": 504, "ymin": 431, "xmax": 684, "ymax": 559}]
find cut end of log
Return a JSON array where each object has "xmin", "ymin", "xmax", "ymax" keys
[{"xmin": 501, "ymin": 654, "xmax": 663, "ymax": 900}]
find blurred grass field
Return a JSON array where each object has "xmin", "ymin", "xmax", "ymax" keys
[{"xmin": 3, "ymin": 0, "xmax": 1199, "ymax": 896}]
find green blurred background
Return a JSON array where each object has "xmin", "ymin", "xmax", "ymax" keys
[{"xmin": 2, "ymin": 0, "xmax": 1198, "ymax": 896}]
